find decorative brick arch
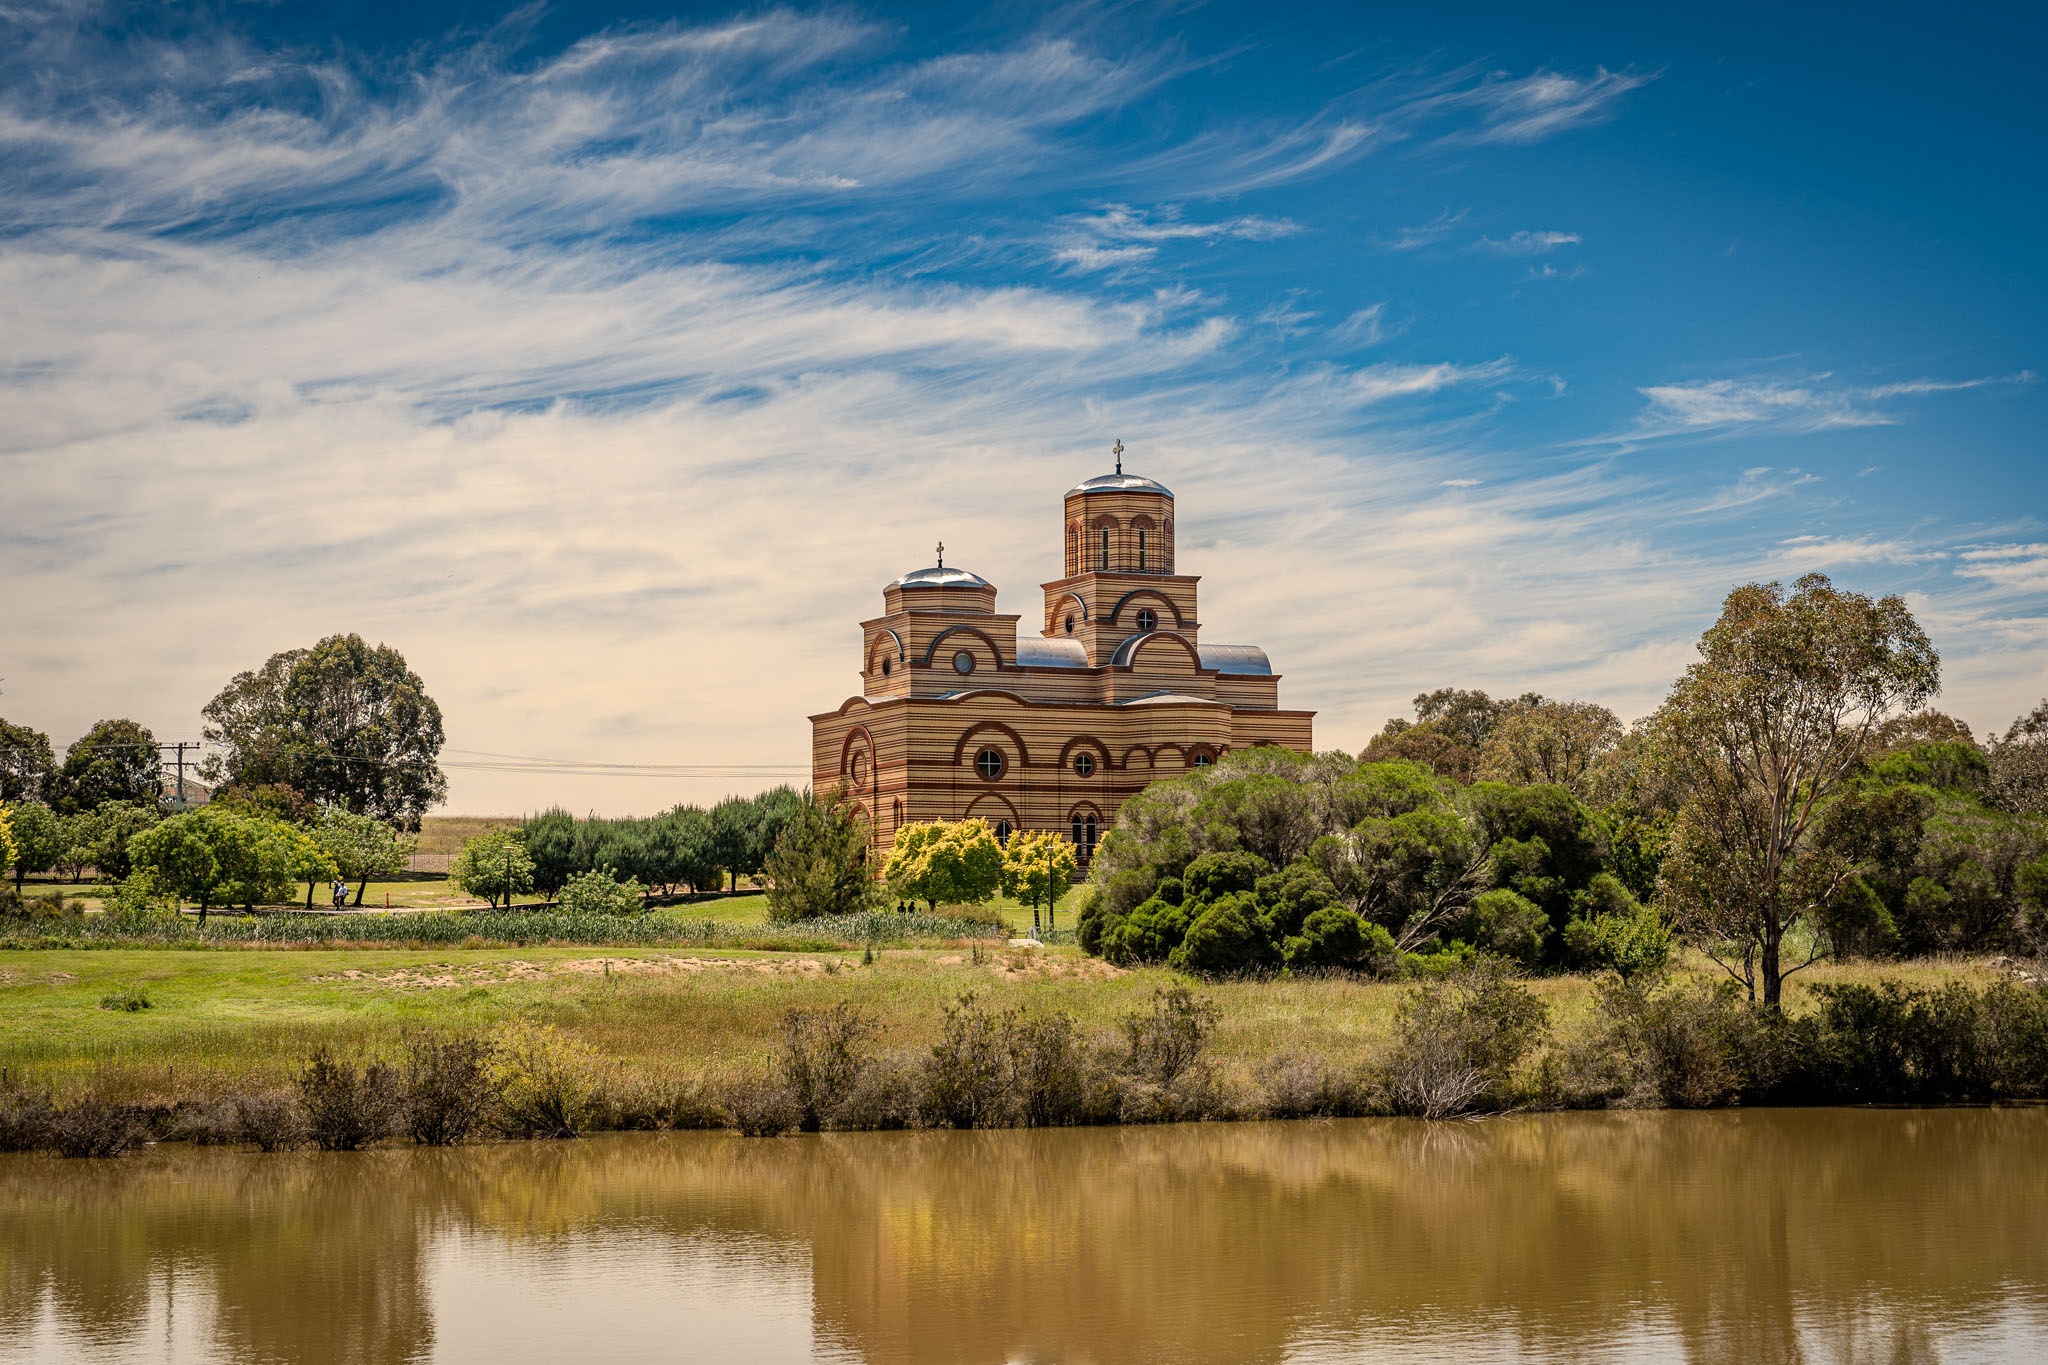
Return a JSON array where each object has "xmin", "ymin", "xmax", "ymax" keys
[
  {"xmin": 1114, "ymin": 630, "xmax": 1203, "ymax": 671},
  {"xmin": 867, "ymin": 629, "xmax": 905, "ymax": 675},
  {"xmin": 964, "ymin": 791, "xmax": 1021, "ymax": 826},
  {"xmin": 1122, "ymin": 745, "xmax": 1154, "ymax": 769},
  {"xmin": 951, "ymin": 720, "xmax": 1032, "ymax": 769},
  {"xmin": 838, "ymin": 725, "xmax": 877, "ymax": 797},
  {"xmin": 1108, "ymin": 588, "xmax": 1184, "ymax": 628},
  {"xmin": 921, "ymin": 624, "xmax": 1007, "ymax": 668},
  {"xmin": 1058, "ymin": 735, "xmax": 1114, "ymax": 772},
  {"xmin": 1089, "ymin": 513, "xmax": 1121, "ymax": 529},
  {"xmin": 1048, "ymin": 590, "xmax": 1088, "ymax": 628}
]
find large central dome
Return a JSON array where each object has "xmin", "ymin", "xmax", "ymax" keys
[{"xmin": 1067, "ymin": 471, "xmax": 1173, "ymax": 497}]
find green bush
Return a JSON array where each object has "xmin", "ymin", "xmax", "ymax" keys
[
  {"xmin": 1465, "ymin": 888, "xmax": 1550, "ymax": 965},
  {"xmin": 777, "ymin": 1003, "xmax": 876, "ymax": 1132},
  {"xmin": 296, "ymin": 1047, "xmax": 401, "ymax": 1150},
  {"xmin": 557, "ymin": 867, "xmax": 647, "ymax": 915},
  {"xmin": 1384, "ymin": 958, "xmax": 1548, "ymax": 1118},
  {"xmin": 402, "ymin": 1035, "xmax": 500, "ymax": 1145},
  {"xmin": 1281, "ymin": 906, "xmax": 1398, "ymax": 974},
  {"xmin": 1167, "ymin": 894, "xmax": 1266, "ymax": 975},
  {"xmin": 491, "ymin": 1022, "xmax": 604, "ymax": 1137},
  {"xmin": 921, "ymin": 993, "xmax": 1016, "ymax": 1129}
]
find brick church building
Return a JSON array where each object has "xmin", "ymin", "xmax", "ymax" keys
[{"xmin": 809, "ymin": 451, "xmax": 1314, "ymax": 870}]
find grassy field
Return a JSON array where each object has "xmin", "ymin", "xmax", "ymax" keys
[{"xmin": 0, "ymin": 937, "xmax": 2003, "ymax": 1103}]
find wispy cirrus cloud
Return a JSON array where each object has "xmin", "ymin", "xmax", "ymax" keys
[
  {"xmin": 1476, "ymin": 229, "xmax": 1581, "ymax": 255},
  {"xmin": 1051, "ymin": 203, "xmax": 1300, "ymax": 272},
  {"xmin": 1624, "ymin": 371, "xmax": 2035, "ymax": 440}
]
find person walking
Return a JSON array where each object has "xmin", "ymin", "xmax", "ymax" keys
[{"xmin": 331, "ymin": 879, "xmax": 348, "ymax": 910}]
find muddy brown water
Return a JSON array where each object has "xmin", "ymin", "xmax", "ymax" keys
[{"xmin": 3, "ymin": 1109, "xmax": 2045, "ymax": 1363}]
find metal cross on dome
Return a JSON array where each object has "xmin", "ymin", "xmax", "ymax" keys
[
  {"xmin": 1112, "ymin": 439, "xmax": 1123, "ymax": 474},
  {"xmin": 936, "ymin": 541, "xmax": 944, "ymax": 568}
]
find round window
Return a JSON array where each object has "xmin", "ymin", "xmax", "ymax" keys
[
  {"xmin": 880, "ymin": 657, "xmax": 892, "ymax": 676},
  {"xmin": 975, "ymin": 748, "xmax": 1005, "ymax": 780},
  {"xmin": 1074, "ymin": 752, "xmax": 1095, "ymax": 778},
  {"xmin": 953, "ymin": 650, "xmax": 975, "ymax": 675},
  {"xmin": 1064, "ymin": 615, "xmax": 1075, "ymax": 634},
  {"xmin": 850, "ymin": 752, "xmax": 866, "ymax": 782},
  {"xmin": 1136, "ymin": 608, "xmax": 1158, "ymax": 632}
]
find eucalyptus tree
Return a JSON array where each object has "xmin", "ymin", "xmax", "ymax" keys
[{"xmin": 1654, "ymin": 574, "xmax": 1939, "ymax": 1007}]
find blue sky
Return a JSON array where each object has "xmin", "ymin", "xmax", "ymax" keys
[{"xmin": 2, "ymin": 0, "xmax": 2042, "ymax": 813}]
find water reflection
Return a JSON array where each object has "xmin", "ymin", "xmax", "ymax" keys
[{"xmin": 3, "ymin": 1109, "xmax": 2045, "ymax": 1363}]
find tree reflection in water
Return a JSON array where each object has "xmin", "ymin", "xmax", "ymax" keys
[{"xmin": 2, "ymin": 1109, "xmax": 2045, "ymax": 1364}]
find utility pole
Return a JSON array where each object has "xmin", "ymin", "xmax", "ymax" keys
[{"xmin": 173, "ymin": 741, "xmax": 189, "ymax": 809}]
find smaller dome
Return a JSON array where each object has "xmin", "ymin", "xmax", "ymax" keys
[
  {"xmin": 1068, "ymin": 471, "xmax": 1173, "ymax": 497},
  {"xmin": 889, "ymin": 564, "xmax": 991, "ymax": 590}
]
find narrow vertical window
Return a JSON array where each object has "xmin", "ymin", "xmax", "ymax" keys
[
  {"xmin": 1085, "ymin": 816, "xmax": 1097, "ymax": 856},
  {"xmin": 1099, "ymin": 527, "xmax": 1110, "ymax": 570},
  {"xmin": 1138, "ymin": 528, "xmax": 1148, "ymax": 571},
  {"xmin": 1072, "ymin": 816, "xmax": 1084, "ymax": 848}
]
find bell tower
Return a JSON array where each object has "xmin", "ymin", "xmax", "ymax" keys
[{"xmin": 1043, "ymin": 442, "xmax": 1200, "ymax": 666}]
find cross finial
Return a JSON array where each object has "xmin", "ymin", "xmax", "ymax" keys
[
  {"xmin": 1112, "ymin": 438, "xmax": 1124, "ymax": 474},
  {"xmin": 936, "ymin": 540, "xmax": 945, "ymax": 568}
]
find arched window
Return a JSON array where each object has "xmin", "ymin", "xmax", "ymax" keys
[
  {"xmin": 975, "ymin": 748, "xmax": 1005, "ymax": 780},
  {"xmin": 1072, "ymin": 816, "xmax": 1083, "ymax": 847},
  {"xmin": 1085, "ymin": 814, "xmax": 1097, "ymax": 856},
  {"xmin": 1135, "ymin": 607, "xmax": 1157, "ymax": 632},
  {"xmin": 1193, "ymin": 751, "xmax": 1214, "ymax": 768},
  {"xmin": 1138, "ymin": 527, "xmax": 1148, "ymax": 571},
  {"xmin": 1067, "ymin": 526, "xmax": 1076, "ymax": 576},
  {"xmin": 1073, "ymin": 752, "xmax": 1095, "ymax": 778},
  {"xmin": 892, "ymin": 798, "xmax": 903, "ymax": 828},
  {"xmin": 994, "ymin": 819, "xmax": 1012, "ymax": 846},
  {"xmin": 1098, "ymin": 527, "xmax": 1110, "ymax": 570}
]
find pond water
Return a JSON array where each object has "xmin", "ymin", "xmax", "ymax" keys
[{"xmin": 3, "ymin": 1109, "xmax": 2045, "ymax": 1363}]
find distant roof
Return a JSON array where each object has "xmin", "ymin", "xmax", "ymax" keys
[
  {"xmin": 889, "ymin": 564, "xmax": 991, "ymax": 590},
  {"xmin": 1067, "ymin": 471, "xmax": 1173, "ymax": 497},
  {"xmin": 1015, "ymin": 637, "xmax": 1089, "ymax": 669},
  {"xmin": 1197, "ymin": 643, "xmax": 1273, "ymax": 676}
]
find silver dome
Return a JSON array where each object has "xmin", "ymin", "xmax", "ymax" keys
[
  {"xmin": 1067, "ymin": 471, "xmax": 1173, "ymax": 497},
  {"xmin": 889, "ymin": 564, "xmax": 992, "ymax": 589}
]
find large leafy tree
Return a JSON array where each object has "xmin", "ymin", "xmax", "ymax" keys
[
  {"xmin": 450, "ymin": 828, "xmax": 535, "ymax": 909},
  {"xmin": 1003, "ymin": 828, "xmax": 1079, "ymax": 920},
  {"xmin": 0, "ymin": 719, "xmax": 56, "ymax": 803},
  {"xmin": 49, "ymin": 718, "xmax": 163, "ymax": 814},
  {"xmin": 1654, "ymin": 573, "xmax": 1940, "ymax": 1007},
  {"xmin": 1478, "ymin": 700, "xmax": 1624, "ymax": 792},
  {"xmin": 884, "ymin": 819, "xmax": 1005, "ymax": 912},
  {"xmin": 315, "ymin": 806, "xmax": 416, "ymax": 906},
  {"xmin": 128, "ymin": 806, "xmax": 296, "ymax": 921},
  {"xmin": 6, "ymin": 802, "xmax": 63, "ymax": 888},
  {"xmin": 202, "ymin": 635, "xmax": 448, "ymax": 828}
]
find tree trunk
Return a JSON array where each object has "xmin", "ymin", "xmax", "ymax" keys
[
  {"xmin": 197, "ymin": 904, "xmax": 208, "ymax": 926},
  {"xmin": 354, "ymin": 877, "xmax": 368, "ymax": 907},
  {"xmin": 1761, "ymin": 918, "xmax": 1783, "ymax": 1009},
  {"xmin": 305, "ymin": 881, "xmax": 315, "ymax": 909}
]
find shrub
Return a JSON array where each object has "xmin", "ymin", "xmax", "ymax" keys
[
  {"xmin": 922, "ymin": 993, "xmax": 1017, "ymax": 1129},
  {"xmin": 1465, "ymin": 888, "xmax": 1550, "ymax": 965},
  {"xmin": 1182, "ymin": 851, "xmax": 1269, "ymax": 902},
  {"xmin": 1281, "ymin": 906, "xmax": 1399, "ymax": 974},
  {"xmin": 777, "ymin": 1004, "xmax": 876, "ymax": 1132},
  {"xmin": 98, "ymin": 984, "xmax": 153, "ymax": 1012},
  {"xmin": 833, "ymin": 1054, "xmax": 921, "ymax": 1130},
  {"xmin": 724, "ymin": 1076, "xmax": 802, "ymax": 1136},
  {"xmin": 0, "ymin": 1092, "xmax": 55, "ymax": 1152},
  {"xmin": 163, "ymin": 1098, "xmax": 244, "ymax": 1145},
  {"xmin": 1258, "ymin": 1055, "xmax": 1376, "ymax": 1119},
  {"xmin": 1099, "ymin": 897, "xmax": 1192, "ymax": 965},
  {"xmin": 1115, "ymin": 981, "xmax": 1223, "ymax": 1118},
  {"xmin": 296, "ymin": 1047, "xmax": 401, "ymax": 1150},
  {"xmin": 48, "ymin": 1095, "xmax": 150, "ymax": 1158},
  {"xmin": 402, "ymin": 1034, "xmax": 500, "ymax": 1145},
  {"xmin": 1385, "ymin": 958, "xmax": 1548, "ymax": 1118},
  {"xmin": 1975, "ymin": 981, "xmax": 2048, "ymax": 1099},
  {"xmin": 557, "ymin": 867, "xmax": 647, "ymax": 915},
  {"xmin": 1167, "ymin": 895, "xmax": 1266, "ymax": 976},
  {"xmin": 235, "ymin": 1091, "xmax": 307, "ymax": 1150},
  {"xmin": 491, "ymin": 1022, "xmax": 604, "ymax": 1137},
  {"xmin": 1586, "ymin": 975, "xmax": 1780, "ymax": 1108},
  {"xmin": 1009, "ymin": 1011, "xmax": 1093, "ymax": 1127}
]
